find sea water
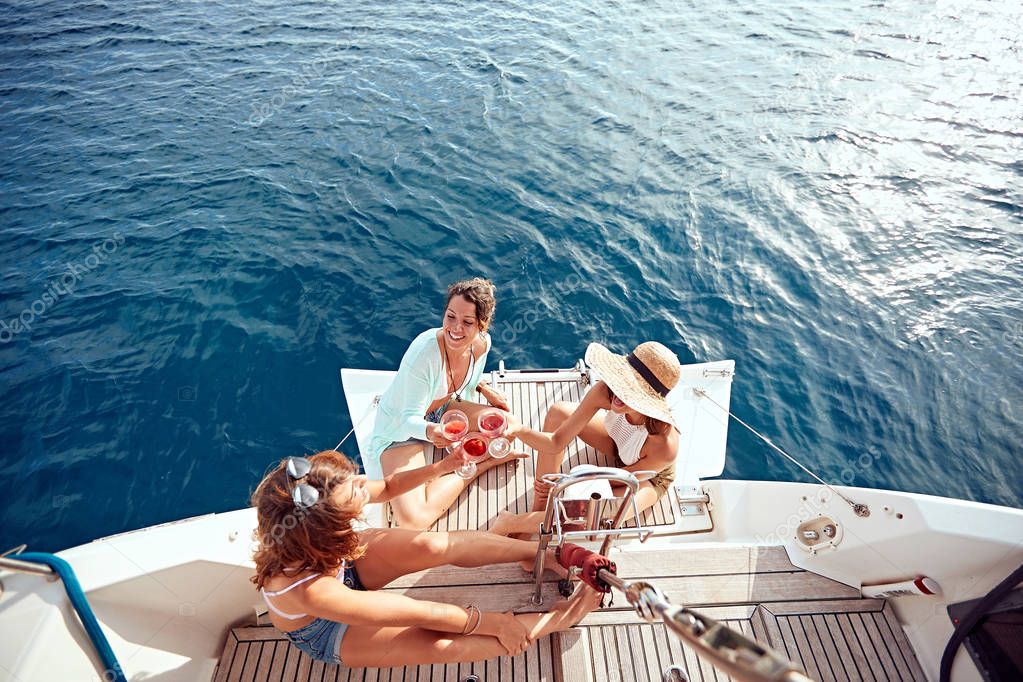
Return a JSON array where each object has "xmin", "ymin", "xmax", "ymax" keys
[{"xmin": 0, "ymin": 0, "xmax": 1020, "ymax": 551}]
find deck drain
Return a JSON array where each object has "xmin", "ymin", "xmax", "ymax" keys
[
  {"xmin": 662, "ymin": 665, "xmax": 689, "ymax": 682},
  {"xmin": 461, "ymin": 675, "xmax": 480, "ymax": 682}
]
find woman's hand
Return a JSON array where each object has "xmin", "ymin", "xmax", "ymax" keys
[
  {"xmin": 483, "ymin": 611, "xmax": 531, "ymax": 655},
  {"xmin": 425, "ymin": 423, "xmax": 455, "ymax": 448},
  {"xmin": 476, "ymin": 381, "xmax": 510, "ymax": 411},
  {"xmin": 503, "ymin": 411, "xmax": 523, "ymax": 439},
  {"xmin": 438, "ymin": 443, "xmax": 466, "ymax": 473}
]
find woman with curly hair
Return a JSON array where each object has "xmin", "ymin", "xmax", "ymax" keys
[
  {"xmin": 364, "ymin": 277, "xmax": 521, "ymax": 530},
  {"xmin": 252, "ymin": 450, "xmax": 599, "ymax": 667}
]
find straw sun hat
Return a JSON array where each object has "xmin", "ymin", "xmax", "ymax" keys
[{"xmin": 584, "ymin": 341, "xmax": 682, "ymax": 426}]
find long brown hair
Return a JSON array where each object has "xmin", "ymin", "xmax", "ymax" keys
[{"xmin": 250, "ymin": 450, "xmax": 366, "ymax": 590}]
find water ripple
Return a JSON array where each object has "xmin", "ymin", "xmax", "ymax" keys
[{"xmin": 1, "ymin": 0, "xmax": 1021, "ymax": 551}]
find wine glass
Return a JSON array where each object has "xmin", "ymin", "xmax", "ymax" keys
[
  {"xmin": 455, "ymin": 432, "xmax": 490, "ymax": 479},
  {"xmin": 477, "ymin": 408, "xmax": 511, "ymax": 459},
  {"xmin": 440, "ymin": 409, "xmax": 470, "ymax": 444}
]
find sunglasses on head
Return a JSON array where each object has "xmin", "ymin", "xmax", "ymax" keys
[{"xmin": 286, "ymin": 457, "xmax": 320, "ymax": 509}]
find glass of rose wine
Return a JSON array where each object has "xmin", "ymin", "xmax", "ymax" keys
[
  {"xmin": 477, "ymin": 408, "xmax": 511, "ymax": 459},
  {"xmin": 455, "ymin": 431, "xmax": 490, "ymax": 479},
  {"xmin": 440, "ymin": 410, "xmax": 469, "ymax": 443}
]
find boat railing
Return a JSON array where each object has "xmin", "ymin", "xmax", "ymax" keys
[
  {"xmin": 0, "ymin": 546, "xmax": 127, "ymax": 682},
  {"xmin": 0, "ymin": 545, "xmax": 58, "ymax": 580},
  {"xmin": 531, "ymin": 466, "xmax": 655, "ymax": 604}
]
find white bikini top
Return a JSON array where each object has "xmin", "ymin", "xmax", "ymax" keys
[
  {"xmin": 261, "ymin": 564, "xmax": 346, "ymax": 621},
  {"xmin": 604, "ymin": 411, "xmax": 648, "ymax": 466}
]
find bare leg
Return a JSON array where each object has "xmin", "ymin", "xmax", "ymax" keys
[
  {"xmin": 382, "ymin": 403, "xmax": 525, "ymax": 530},
  {"xmin": 340, "ymin": 586, "xmax": 602, "ymax": 667},
  {"xmin": 490, "ymin": 510, "xmax": 546, "ymax": 537},
  {"xmin": 355, "ymin": 526, "xmax": 541, "ymax": 589},
  {"xmin": 382, "ymin": 446, "xmax": 523, "ymax": 531},
  {"xmin": 612, "ymin": 482, "xmax": 662, "ymax": 523},
  {"xmin": 530, "ymin": 402, "xmax": 616, "ymax": 512}
]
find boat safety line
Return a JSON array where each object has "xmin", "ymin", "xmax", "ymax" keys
[
  {"xmin": 17, "ymin": 552, "xmax": 128, "ymax": 682},
  {"xmin": 693, "ymin": 388, "xmax": 870, "ymax": 517},
  {"xmin": 334, "ymin": 395, "xmax": 381, "ymax": 453}
]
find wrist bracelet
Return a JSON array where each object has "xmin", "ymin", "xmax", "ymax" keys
[
  {"xmin": 466, "ymin": 608, "xmax": 483, "ymax": 636},
  {"xmin": 461, "ymin": 604, "xmax": 480, "ymax": 635}
]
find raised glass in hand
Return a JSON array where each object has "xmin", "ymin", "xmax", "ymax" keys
[
  {"xmin": 455, "ymin": 432, "xmax": 490, "ymax": 479},
  {"xmin": 478, "ymin": 409, "xmax": 510, "ymax": 459},
  {"xmin": 441, "ymin": 409, "xmax": 470, "ymax": 444}
]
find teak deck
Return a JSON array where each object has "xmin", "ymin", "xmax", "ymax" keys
[
  {"xmin": 418, "ymin": 373, "xmax": 678, "ymax": 533},
  {"xmin": 214, "ymin": 374, "xmax": 926, "ymax": 681}
]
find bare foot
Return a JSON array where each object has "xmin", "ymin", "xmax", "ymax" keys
[
  {"xmin": 519, "ymin": 545, "xmax": 567, "ymax": 578},
  {"xmin": 531, "ymin": 585, "xmax": 603, "ymax": 637},
  {"xmin": 489, "ymin": 510, "xmax": 517, "ymax": 536}
]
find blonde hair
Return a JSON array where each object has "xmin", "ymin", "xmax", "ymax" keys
[{"xmin": 446, "ymin": 277, "xmax": 497, "ymax": 332}]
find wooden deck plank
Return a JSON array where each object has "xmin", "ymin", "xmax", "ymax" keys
[
  {"xmin": 383, "ymin": 569, "xmax": 856, "ymax": 617},
  {"xmin": 694, "ymin": 630, "xmax": 721, "ymax": 682},
  {"xmin": 214, "ymin": 631, "xmax": 241, "ymax": 682},
  {"xmin": 879, "ymin": 603, "xmax": 927, "ymax": 681},
  {"xmin": 630, "ymin": 625, "xmax": 662, "ymax": 682},
  {"xmin": 510, "ymin": 381, "xmax": 526, "ymax": 515},
  {"xmin": 555, "ymin": 629, "xmax": 591, "ymax": 682},
  {"xmin": 237, "ymin": 641, "xmax": 263, "ymax": 682},
  {"xmin": 775, "ymin": 616, "xmax": 811, "ymax": 679},
  {"xmin": 809, "ymin": 613, "xmax": 848, "ymax": 682},
  {"xmin": 872, "ymin": 609, "xmax": 916, "ymax": 681},
  {"xmin": 818, "ymin": 613, "xmax": 862, "ymax": 682},
  {"xmin": 260, "ymin": 640, "xmax": 289, "ymax": 682},
  {"xmin": 498, "ymin": 643, "xmax": 514, "ymax": 681},
  {"xmin": 384, "ymin": 543, "xmax": 799, "ymax": 593},
  {"xmin": 538, "ymin": 632, "xmax": 557, "ymax": 681},
  {"xmin": 293, "ymin": 648, "xmax": 313, "ymax": 682},
  {"xmin": 614, "ymin": 625, "xmax": 639, "ymax": 682},
  {"xmin": 761, "ymin": 598, "xmax": 884, "ymax": 616},
  {"xmin": 650, "ymin": 621, "xmax": 674, "ymax": 678},
  {"xmin": 661, "ymin": 620, "xmax": 697, "ymax": 681},
  {"xmin": 798, "ymin": 614, "xmax": 836, "ymax": 682},
  {"xmin": 857, "ymin": 610, "xmax": 903, "ymax": 681},
  {"xmin": 838, "ymin": 612, "xmax": 878, "ymax": 682},
  {"xmin": 637, "ymin": 623, "xmax": 663, "ymax": 682}
]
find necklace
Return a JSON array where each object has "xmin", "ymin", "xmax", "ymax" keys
[{"xmin": 442, "ymin": 336, "xmax": 475, "ymax": 402}]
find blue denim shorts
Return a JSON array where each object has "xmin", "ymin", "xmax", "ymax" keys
[
  {"xmin": 284, "ymin": 563, "xmax": 365, "ymax": 664},
  {"xmin": 285, "ymin": 617, "xmax": 348, "ymax": 664}
]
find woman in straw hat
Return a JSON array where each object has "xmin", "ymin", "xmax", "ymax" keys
[{"xmin": 491, "ymin": 342, "xmax": 682, "ymax": 534}]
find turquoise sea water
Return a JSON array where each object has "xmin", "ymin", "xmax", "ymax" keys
[{"xmin": 1, "ymin": 0, "xmax": 1021, "ymax": 552}]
